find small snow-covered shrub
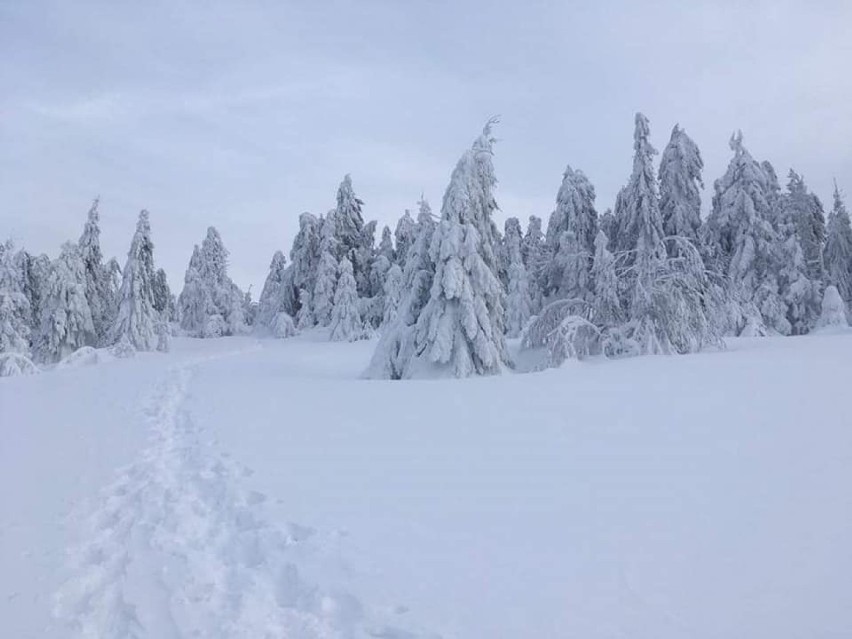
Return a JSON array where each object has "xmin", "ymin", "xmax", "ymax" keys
[
  {"xmin": 57, "ymin": 346, "xmax": 100, "ymax": 369},
  {"xmin": 110, "ymin": 337, "xmax": 136, "ymax": 359},
  {"xmin": 271, "ymin": 312, "xmax": 298, "ymax": 338},
  {"xmin": 0, "ymin": 352, "xmax": 40, "ymax": 377},
  {"xmin": 519, "ymin": 300, "xmax": 600, "ymax": 370},
  {"xmin": 814, "ymin": 285, "xmax": 849, "ymax": 331}
]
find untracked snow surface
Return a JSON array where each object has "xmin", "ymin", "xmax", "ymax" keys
[{"xmin": 1, "ymin": 332, "xmax": 851, "ymax": 638}]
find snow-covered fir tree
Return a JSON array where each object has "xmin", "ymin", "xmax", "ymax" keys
[
  {"xmin": 35, "ymin": 242, "xmax": 96, "ymax": 362},
  {"xmin": 824, "ymin": 182, "xmax": 852, "ymax": 307},
  {"xmin": 546, "ymin": 166, "xmax": 598, "ymax": 255},
  {"xmin": 178, "ymin": 227, "xmax": 246, "ymax": 337},
  {"xmin": 256, "ymin": 250, "xmax": 290, "ymax": 331},
  {"xmin": 329, "ymin": 258, "xmax": 364, "ymax": 341},
  {"xmin": 388, "ymin": 121, "xmax": 509, "ymax": 378},
  {"xmin": 551, "ymin": 230, "xmax": 593, "ymax": 303},
  {"xmin": 108, "ymin": 210, "xmax": 159, "ymax": 350},
  {"xmin": 590, "ymin": 230, "xmax": 621, "ymax": 328},
  {"xmin": 177, "ymin": 246, "xmax": 209, "ymax": 335},
  {"xmin": 333, "ymin": 175, "xmax": 375, "ymax": 297},
  {"xmin": 503, "ymin": 217, "xmax": 532, "ymax": 337},
  {"xmin": 382, "ymin": 263, "xmax": 404, "ymax": 327},
  {"xmin": 703, "ymin": 131, "xmax": 785, "ymax": 334},
  {"xmin": 312, "ymin": 213, "xmax": 339, "ymax": 327},
  {"xmin": 659, "ymin": 125, "xmax": 704, "ymax": 255},
  {"xmin": 783, "ymin": 170, "xmax": 826, "ymax": 282},
  {"xmin": 366, "ymin": 198, "xmax": 438, "ymax": 378},
  {"xmin": 366, "ymin": 251, "xmax": 392, "ymax": 329},
  {"xmin": 544, "ymin": 165, "xmax": 597, "ymax": 299},
  {"xmin": 521, "ymin": 215, "xmax": 546, "ymax": 313},
  {"xmin": 287, "ymin": 212, "xmax": 322, "ymax": 322},
  {"xmin": 77, "ymin": 198, "xmax": 117, "ymax": 342},
  {"xmin": 394, "ymin": 209, "xmax": 417, "ymax": 269},
  {"xmin": 0, "ymin": 241, "xmax": 32, "ymax": 354},
  {"xmin": 14, "ymin": 249, "xmax": 51, "ymax": 329},
  {"xmin": 378, "ymin": 225, "xmax": 395, "ymax": 263},
  {"xmin": 614, "ymin": 114, "xmax": 717, "ymax": 353},
  {"xmin": 151, "ymin": 268, "xmax": 175, "ymax": 322}
]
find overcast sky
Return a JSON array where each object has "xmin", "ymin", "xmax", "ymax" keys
[{"xmin": 2, "ymin": 0, "xmax": 851, "ymax": 291}]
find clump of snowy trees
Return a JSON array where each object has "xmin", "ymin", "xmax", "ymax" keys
[
  {"xmin": 0, "ymin": 201, "xmax": 176, "ymax": 369},
  {"xmin": 4, "ymin": 114, "xmax": 851, "ymax": 377}
]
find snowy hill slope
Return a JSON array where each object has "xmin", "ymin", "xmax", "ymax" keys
[{"xmin": 2, "ymin": 333, "xmax": 851, "ymax": 638}]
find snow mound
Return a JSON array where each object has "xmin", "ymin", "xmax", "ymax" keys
[
  {"xmin": 0, "ymin": 352, "xmax": 40, "ymax": 377},
  {"xmin": 814, "ymin": 285, "xmax": 850, "ymax": 332}
]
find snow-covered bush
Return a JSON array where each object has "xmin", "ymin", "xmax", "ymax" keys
[
  {"xmin": 0, "ymin": 352, "xmax": 40, "ymax": 377},
  {"xmin": 271, "ymin": 311, "xmax": 298, "ymax": 338},
  {"xmin": 518, "ymin": 299, "xmax": 600, "ymax": 370},
  {"xmin": 109, "ymin": 336, "xmax": 136, "ymax": 359},
  {"xmin": 814, "ymin": 285, "xmax": 849, "ymax": 331}
]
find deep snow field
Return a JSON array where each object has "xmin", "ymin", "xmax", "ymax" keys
[{"xmin": 2, "ymin": 332, "xmax": 851, "ymax": 638}]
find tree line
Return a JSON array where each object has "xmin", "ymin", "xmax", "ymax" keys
[{"xmin": 1, "ymin": 113, "xmax": 851, "ymax": 377}]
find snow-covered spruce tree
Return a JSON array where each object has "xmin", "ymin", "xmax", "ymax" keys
[
  {"xmin": 256, "ymin": 250, "xmax": 291, "ymax": 331},
  {"xmin": 178, "ymin": 227, "xmax": 246, "ymax": 337},
  {"xmin": 543, "ymin": 166, "xmax": 597, "ymax": 299},
  {"xmin": 702, "ymin": 131, "xmax": 785, "ymax": 335},
  {"xmin": 0, "ymin": 241, "xmax": 32, "ymax": 354},
  {"xmin": 521, "ymin": 215, "xmax": 546, "ymax": 313},
  {"xmin": 784, "ymin": 170, "xmax": 826, "ymax": 282},
  {"xmin": 287, "ymin": 212, "xmax": 322, "ymax": 322},
  {"xmin": 546, "ymin": 166, "xmax": 598, "ymax": 256},
  {"xmin": 761, "ymin": 160, "xmax": 785, "ymax": 232},
  {"xmin": 109, "ymin": 210, "xmax": 159, "ymax": 350},
  {"xmin": 776, "ymin": 230, "xmax": 821, "ymax": 334},
  {"xmin": 590, "ymin": 230, "xmax": 621, "ymax": 329},
  {"xmin": 503, "ymin": 217, "xmax": 532, "ymax": 337},
  {"xmin": 616, "ymin": 113, "xmax": 718, "ymax": 354},
  {"xmin": 334, "ymin": 174, "xmax": 375, "ymax": 296},
  {"xmin": 77, "ymin": 198, "xmax": 117, "ymax": 342},
  {"xmin": 824, "ymin": 182, "xmax": 852, "ymax": 307},
  {"xmin": 312, "ymin": 213, "xmax": 339, "ymax": 327},
  {"xmin": 550, "ymin": 230, "xmax": 593, "ymax": 305},
  {"xmin": 393, "ymin": 121, "xmax": 509, "ymax": 378},
  {"xmin": 382, "ymin": 263, "xmax": 404, "ymax": 326},
  {"xmin": 659, "ymin": 125, "xmax": 704, "ymax": 255},
  {"xmin": 378, "ymin": 225, "xmax": 395, "ymax": 264},
  {"xmin": 34, "ymin": 242, "xmax": 96, "ymax": 363},
  {"xmin": 365, "ymin": 198, "xmax": 437, "ymax": 378},
  {"xmin": 614, "ymin": 113, "xmax": 667, "ymax": 350},
  {"xmin": 177, "ymin": 246, "xmax": 209, "ymax": 335},
  {"xmin": 14, "ymin": 249, "xmax": 51, "ymax": 329},
  {"xmin": 598, "ymin": 208, "xmax": 616, "ymax": 250},
  {"xmin": 151, "ymin": 268, "xmax": 175, "ymax": 322},
  {"xmin": 365, "ymin": 251, "xmax": 391, "ymax": 329},
  {"xmin": 329, "ymin": 258, "xmax": 365, "ymax": 341},
  {"xmin": 394, "ymin": 209, "xmax": 417, "ymax": 269}
]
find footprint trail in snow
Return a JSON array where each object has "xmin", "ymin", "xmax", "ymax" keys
[{"xmin": 54, "ymin": 364, "xmax": 429, "ymax": 639}]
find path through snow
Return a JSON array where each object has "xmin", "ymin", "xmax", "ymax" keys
[{"xmin": 53, "ymin": 358, "xmax": 427, "ymax": 639}]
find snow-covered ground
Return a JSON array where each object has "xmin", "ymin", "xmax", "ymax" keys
[{"xmin": 2, "ymin": 332, "xmax": 851, "ymax": 638}]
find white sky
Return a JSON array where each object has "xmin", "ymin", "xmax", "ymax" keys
[{"xmin": 2, "ymin": 0, "xmax": 851, "ymax": 291}]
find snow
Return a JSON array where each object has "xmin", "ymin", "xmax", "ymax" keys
[{"xmin": 2, "ymin": 333, "xmax": 852, "ymax": 637}]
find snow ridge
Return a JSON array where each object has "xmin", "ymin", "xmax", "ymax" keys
[{"xmin": 54, "ymin": 363, "xmax": 426, "ymax": 639}]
